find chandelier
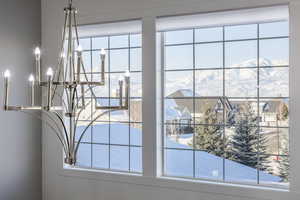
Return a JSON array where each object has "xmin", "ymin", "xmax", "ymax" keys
[{"xmin": 2, "ymin": 0, "xmax": 130, "ymax": 165}]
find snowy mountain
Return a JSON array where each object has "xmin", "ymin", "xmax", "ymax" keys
[{"xmin": 166, "ymin": 58, "xmax": 288, "ymax": 98}]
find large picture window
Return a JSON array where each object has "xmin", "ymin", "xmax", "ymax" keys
[
  {"xmin": 160, "ymin": 21, "xmax": 289, "ymax": 186},
  {"xmin": 75, "ymin": 28, "xmax": 143, "ymax": 173},
  {"xmin": 66, "ymin": 6, "xmax": 290, "ymax": 189}
]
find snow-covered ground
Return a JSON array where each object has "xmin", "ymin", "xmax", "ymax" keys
[{"xmin": 76, "ymin": 123, "xmax": 283, "ymax": 185}]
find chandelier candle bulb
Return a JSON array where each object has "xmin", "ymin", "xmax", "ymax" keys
[
  {"xmin": 76, "ymin": 46, "xmax": 82, "ymax": 82},
  {"xmin": 3, "ymin": 70, "xmax": 10, "ymax": 110},
  {"xmin": 118, "ymin": 77, "xmax": 123, "ymax": 107},
  {"xmin": 28, "ymin": 74, "xmax": 35, "ymax": 106},
  {"xmin": 124, "ymin": 71, "xmax": 130, "ymax": 109},
  {"xmin": 34, "ymin": 47, "xmax": 41, "ymax": 84},
  {"xmin": 100, "ymin": 48, "xmax": 106, "ymax": 83},
  {"xmin": 46, "ymin": 68, "xmax": 53, "ymax": 110}
]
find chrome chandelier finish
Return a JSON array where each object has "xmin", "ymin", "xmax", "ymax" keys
[{"xmin": 2, "ymin": 0, "xmax": 130, "ymax": 165}]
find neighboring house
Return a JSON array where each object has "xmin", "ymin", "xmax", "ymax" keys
[{"xmin": 165, "ymin": 90, "xmax": 289, "ymax": 158}]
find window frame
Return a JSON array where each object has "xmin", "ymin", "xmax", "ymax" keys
[
  {"xmin": 159, "ymin": 22, "xmax": 289, "ymax": 186},
  {"xmin": 73, "ymin": 31, "xmax": 143, "ymax": 173}
]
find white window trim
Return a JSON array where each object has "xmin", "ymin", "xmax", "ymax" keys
[{"xmin": 55, "ymin": 4, "xmax": 300, "ymax": 199}]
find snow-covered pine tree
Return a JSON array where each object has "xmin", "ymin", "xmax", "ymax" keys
[
  {"xmin": 278, "ymin": 154, "xmax": 289, "ymax": 182},
  {"xmin": 231, "ymin": 102, "xmax": 270, "ymax": 170},
  {"xmin": 193, "ymin": 108, "xmax": 228, "ymax": 158},
  {"xmin": 277, "ymin": 134, "xmax": 289, "ymax": 182}
]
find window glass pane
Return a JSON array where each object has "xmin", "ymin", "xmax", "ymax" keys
[
  {"xmin": 110, "ymin": 123, "xmax": 129, "ymax": 145},
  {"xmin": 82, "ymin": 51, "xmax": 91, "ymax": 72},
  {"xmin": 165, "ymin": 71, "xmax": 193, "ymax": 97},
  {"xmin": 92, "ymin": 37, "xmax": 108, "ymax": 49},
  {"xmin": 92, "ymin": 144, "xmax": 109, "ymax": 169},
  {"xmin": 164, "ymin": 98, "xmax": 193, "ymax": 123},
  {"xmin": 75, "ymin": 124, "xmax": 91, "ymax": 143},
  {"xmin": 225, "ymin": 40, "xmax": 257, "ymax": 68},
  {"xmin": 259, "ymin": 21, "xmax": 289, "ymax": 38},
  {"xmin": 110, "ymin": 106, "xmax": 129, "ymax": 122},
  {"xmin": 130, "ymin": 147, "xmax": 142, "ymax": 172},
  {"xmin": 195, "ymin": 70, "xmax": 223, "ymax": 96},
  {"xmin": 195, "ymin": 43, "xmax": 223, "ymax": 68},
  {"xmin": 225, "ymin": 68, "xmax": 257, "ymax": 97},
  {"xmin": 259, "ymin": 127, "xmax": 289, "ymax": 155},
  {"xmin": 224, "ymin": 156, "xmax": 258, "ymax": 183},
  {"xmin": 195, "ymin": 27, "xmax": 223, "ymax": 42},
  {"xmin": 164, "ymin": 124, "xmax": 193, "ymax": 149},
  {"xmin": 225, "ymin": 24, "xmax": 257, "ymax": 40},
  {"xmin": 165, "ymin": 30, "xmax": 193, "ymax": 45},
  {"xmin": 259, "ymin": 155, "xmax": 289, "ymax": 185},
  {"xmin": 165, "ymin": 45, "xmax": 193, "ymax": 70},
  {"xmin": 226, "ymin": 99, "xmax": 258, "ymax": 126},
  {"xmin": 259, "ymin": 98, "xmax": 289, "ymax": 127},
  {"xmin": 164, "ymin": 149, "xmax": 193, "ymax": 177},
  {"xmin": 195, "ymin": 150, "xmax": 223, "ymax": 180},
  {"xmin": 130, "ymin": 123, "xmax": 142, "ymax": 146},
  {"xmin": 76, "ymin": 143, "xmax": 91, "ymax": 168},
  {"xmin": 110, "ymin": 145, "xmax": 129, "ymax": 171},
  {"xmin": 260, "ymin": 67, "xmax": 288, "ymax": 97},
  {"xmin": 110, "ymin": 35, "xmax": 128, "ymax": 48},
  {"xmin": 130, "ymin": 34, "xmax": 141, "ymax": 47},
  {"xmin": 110, "ymin": 49, "xmax": 129, "ymax": 72},
  {"xmin": 79, "ymin": 38, "xmax": 91, "ymax": 50},
  {"xmin": 260, "ymin": 38, "xmax": 289, "ymax": 66},
  {"xmin": 92, "ymin": 74, "xmax": 109, "ymax": 97},
  {"xmin": 130, "ymin": 48, "xmax": 142, "ymax": 71},
  {"xmin": 130, "ymin": 72, "xmax": 142, "ymax": 97},
  {"xmin": 130, "ymin": 99, "xmax": 142, "ymax": 122},
  {"xmin": 194, "ymin": 99, "xmax": 224, "ymax": 124},
  {"xmin": 194, "ymin": 125, "xmax": 224, "ymax": 152},
  {"xmin": 92, "ymin": 123, "xmax": 109, "ymax": 143}
]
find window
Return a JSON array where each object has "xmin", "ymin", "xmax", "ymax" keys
[
  {"xmin": 67, "ymin": 6, "xmax": 290, "ymax": 189},
  {"xmin": 159, "ymin": 20, "xmax": 289, "ymax": 186},
  {"xmin": 75, "ymin": 22, "xmax": 142, "ymax": 173}
]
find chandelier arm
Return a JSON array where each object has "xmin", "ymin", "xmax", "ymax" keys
[
  {"xmin": 42, "ymin": 111, "xmax": 63, "ymax": 137},
  {"xmin": 71, "ymin": 86, "xmax": 77, "ymax": 114},
  {"xmin": 64, "ymin": 86, "xmax": 71, "ymax": 111},
  {"xmin": 74, "ymin": 109, "xmax": 117, "ymax": 155},
  {"xmin": 51, "ymin": 111, "xmax": 70, "ymax": 150},
  {"xmin": 51, "ymin": 10, "xmax": 68, "ymax": 101},
  {"xmin": 73, "ymin": 85, "xmax": 97, "ymax": 110},
  {"xmin": 42, "ymin": 110, "xmax": 69, "ymax": 151},
  {"xmin": 48, "ymin": 87, "xmax": 68, "ymax": 112},
  {"xmin": 19, "ymin": 110, "xmax": 68, "ymax": 154},
  {"xmin": 80, "ymin": 61, "xmax": 99, "ymax": 101},
  {"xmin": 73, "ymin": 11, "xmax": 100, "ymax": 103},
  {"xmin": 73, "ymin": 8, "xmax": 80, "ymax": 46},
  {"xmin": 74, "ymin": 98, "xmax": 92, "ymax": 128}
]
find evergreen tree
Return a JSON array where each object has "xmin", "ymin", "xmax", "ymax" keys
[
  {"xmin": 277, "ymin": 134, "xmax": 289, "ymax": 182},
  {"xmin": 193, "ymin": 108, "xmax": 228, "ymax": 158},
  {"xmin": 278, "ymin": 154, "xmax": 289, "ymax": 182},
  {"xmin": 231, "ymin": 102, "xmax": 270, "ymax": 170}
]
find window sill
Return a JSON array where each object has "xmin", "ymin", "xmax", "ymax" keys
[{"xmin": 60, "ymin": 166, "xmax": 289, "ymax": 200}]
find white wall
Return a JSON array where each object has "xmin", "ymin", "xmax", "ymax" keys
[
  {"xmin": 0, "ymin": 0, "xmax": 42, "ymax": 200},
  {"xmin": 42, "ymin": 0, "xmax": 300, "ymax": 200}
]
